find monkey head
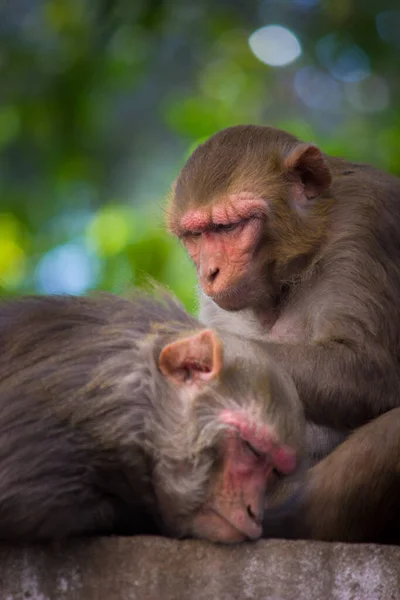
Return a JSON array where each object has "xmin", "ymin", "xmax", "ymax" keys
[
  {"xmin": 150, "ymin": 327, "xmax": 304, "ymax": 544},
  {"xmin": 0, "ymin": 292, "xmax": 304, "ymax": 544},
  {"xmin": 167, "ymin": 125, "xmax": 332, "ymax": 312}
]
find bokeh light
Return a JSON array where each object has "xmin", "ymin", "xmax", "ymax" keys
[
  {"xmin": 0, "ymin": 1, "xmax": 398, "ymax": 304},
  {"xmin": 35, "ymin": 242, "xmax": 100, "ymax": 295},
  {"xmin": 248, "ymin": 25, "xmax": 301, "ymax": 67},
  {"xmin": 316, "ymin": 34, "xmax": 370, "ymax": 83},
  {"xmin": 345, "ymin": 75, "xmax": 389, "ymax": 113},
  {"xmin": 294, "ymin": 67, "xmax": 342, "ymax": 111},
  {"xmin": 86, "ymin": 206, "xmax": 133, "ymax": 257}
]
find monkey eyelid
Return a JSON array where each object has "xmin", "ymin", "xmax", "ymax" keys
[
  {"xmin": 178, "ymin": 225, "xmax": 235, "ymax": 238},
  {"xmin": 243, "ymin": 439, "xmax": 262, "ymax": 459},
  {"xmin": 179, "ymin": 219, "xmax": 250, "ymax": 238},
  {"xmin": 210, "ymin": 222, "xmax": 241, "ymax": 233},
  {"xmin": 180, "ymin": 230, "xmax": 202, "ymax": 238},
  {"xmin": 177, "ymin": 197, "xmax": 267, "ymax": 237}
]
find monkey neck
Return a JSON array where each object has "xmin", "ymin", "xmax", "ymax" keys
[
  {"xmin": 256, "ymin": 254, "xmax": 310, "ymax": 330},
  {"xmin": 254, "ymin": 302, "xmax": 280, "ymax": 330}
]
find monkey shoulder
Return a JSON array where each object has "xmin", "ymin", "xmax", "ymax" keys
[{"xmin": 327, "ymin": 156, "xmax": 400, "ymax": 208}]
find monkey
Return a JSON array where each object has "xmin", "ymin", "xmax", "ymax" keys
[
  {"xmin": 0, "ymin": 289, "xmax": 304, "ymax": 544},
  {"xmin": 166, "ymin": 124, "xmax": 400, "ymax": 542},
  {"xmin": 262, "ymin": 407, "xmax": 400, "ymax": 544}
]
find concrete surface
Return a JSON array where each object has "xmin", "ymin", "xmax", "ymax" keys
[{"xmin": 0, "ymin": 537, "xmax": 399, "ymax": 600}]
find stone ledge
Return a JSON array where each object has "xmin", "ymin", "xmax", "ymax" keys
[{"xmin": 0, "ymin": 537, "xmax": 399, "ymax": 600}]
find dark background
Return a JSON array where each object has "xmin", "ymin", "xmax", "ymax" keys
[{"xmin": 1, "ymin": 0, "xmax": 399, "ymax": 311}]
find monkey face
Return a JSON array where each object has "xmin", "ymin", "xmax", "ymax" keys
[
  {"xmin": 151, "ymin": 404, "xmax": 299, "ymax": 544},
  {"xmin": 171, "ymin": 195, "xmax": 269, "ymax": 311},
  {"xmin": 153, "ymin": 330, "xmax": 305, "ymax": 544},
  {"xmin": 167, "ymin": 125, "xmax": 333, "ymax": 312}
]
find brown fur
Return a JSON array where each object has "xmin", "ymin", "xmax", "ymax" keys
[
  {"xmin": 0, "ymin": 289, "xmax": 304, "ymax": 543},
  {"xmin": 168, "ymin": 124, "xmax": 400, "ymax": 543},
  {"xmin": 264, "ymin": 408, "xmax": 400, "ymax": 544}
]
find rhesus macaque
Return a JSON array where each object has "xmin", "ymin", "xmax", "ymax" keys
[
  {"xmin": 0, "ymin": 290, "xmax": 303, "ymax": 543},
  {"xmin": 167, "ymin": 124, "xmax": 400, "ymax": 543},
  {"xmin": 263, "ymin": 408, "xmax": 400, "ymax": 544}
]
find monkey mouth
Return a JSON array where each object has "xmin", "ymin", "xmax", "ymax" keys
[
  {"xmin": 202, "ymin": 507, "xmax": 262, "ymax": 542},
  {"xmin": 206, "ymin": 288, "xmax": 251, "ymax": 312},
  {"xmin": 205, "ymin": 279, "xmax": 269, "ymax": 312}
]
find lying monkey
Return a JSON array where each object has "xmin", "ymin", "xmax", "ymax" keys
[{"xmin": 0, "ymin": 290, "xmax": 304, "ymax": 543}]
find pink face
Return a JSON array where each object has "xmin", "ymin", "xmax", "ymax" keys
[
  {"xmin": 177, "ymin": 194, "xmax": 268, "ymax": 310},
  {"xmin": 192, "ymin": 409, "xmax": 297, "ymax": 543}
]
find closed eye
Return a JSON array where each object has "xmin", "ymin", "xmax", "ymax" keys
[
  {"xmin": 212, "ymin": 222, "xmax": 240, "ymax": 233},
  {"xmin": 181, "ymin": 230, "xmax": 202, "ymax": 239},
  {"xmin": 244, "ymin": 440, "xmax": 261, "ymax": 459}
]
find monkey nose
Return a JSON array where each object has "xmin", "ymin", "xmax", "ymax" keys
[
  {"xmin": 206, "ymin": 266, "xmax": 219, "ymax": 283},
  {"xmin": 247, "ymin": 504, "xmax": 263, "ymax": 526}
]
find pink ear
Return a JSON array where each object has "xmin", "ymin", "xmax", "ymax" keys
[
  {"xmin": 283, "ymin": 143, "xmax": 332, "ymax": 204},
  {"xmin": 159, "ymin": 329, "xmax": 222, "ymax": 386}
]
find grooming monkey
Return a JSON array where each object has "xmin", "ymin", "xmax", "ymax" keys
[
  {"xmin": 0, "ymin": 290, "xmax": 303, "ymax": 543},
  {"xmin": 167, "ymin": 124, "xmax": 400, "ymax": 543}
]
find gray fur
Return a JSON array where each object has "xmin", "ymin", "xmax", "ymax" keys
[{"xmin": 0, "ymin": 289, "xmax": 305, "ymax": 542}]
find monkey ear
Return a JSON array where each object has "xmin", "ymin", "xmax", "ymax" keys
[
  {"xmin": 159, "ymin": 330, "xmax": 222, "ymax": 386},
  {"xmin": 283, "ymin": 143, "xmax": 332, "ymax": 203}
]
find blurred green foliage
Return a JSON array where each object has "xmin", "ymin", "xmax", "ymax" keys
[{"xmin": 0, "ymin": 0, "xmax": 399, "ymax": 312}]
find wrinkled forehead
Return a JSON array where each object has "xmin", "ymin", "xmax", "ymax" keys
[{"xmin": 173, "ymin": 155, "xmax": 284, "ymax": 220}]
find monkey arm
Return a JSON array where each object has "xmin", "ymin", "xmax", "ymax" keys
[
  {"xmin": 260, "ymin": 338, "xmax": 400, "ymax": 429},
  {"xmin": 303, "ymin": 407, "xmax": 400, "ymax": 543},
  {"xmin": 263, "ymin": 407, "xmax": 400, "ymax": 543},
  {"xmin": 200, "ymin": 291, "xmax": 400, "ymax": 429}
]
